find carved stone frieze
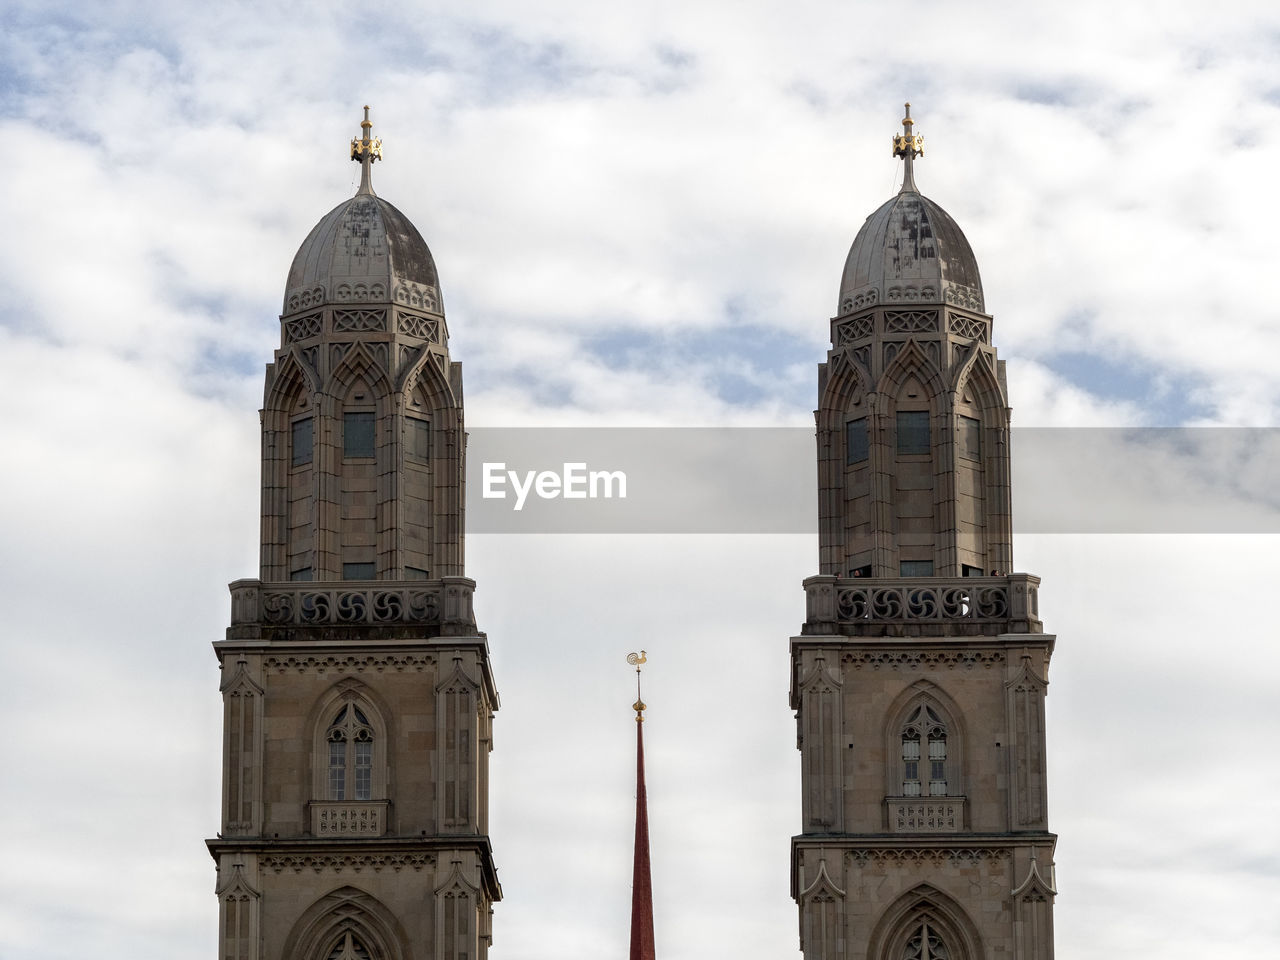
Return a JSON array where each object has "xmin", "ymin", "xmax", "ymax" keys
[
  {"xmin": 264, "ymin": 653, "xmax": 437, "ymax": 675},
  {"xmin": 398, "ymin": 313, "xmax": 441, "ymax": 342},
  {"xmin": 393, "ymin": 281, "xmax": 440, "ymax": 313},
  {"xmin": 312, "ymin": 801, "xmax": 390, "ymax": 837},
  {"xmin": 884, "ymin": 284, "xmax": 938, "ymax": 303},
  {"xmin": 286, "ymin": 285, "xmax": 325, "ymax": 313},
  {"xmin": 835, "ymin": 314, "xmax": 875, "ymax": 346},
  {"xmin": 944, "ymin": 283, "xmax": 983, "ymax": 311},
  {"xmin": 845, "ymin": 848, "xmax": 1010, "ymax": 865},
  {"xmin": 264, "ymin": 852, "xmax": 435, "ymax": 875},
  {"xmin": 887, "ymin": 798, "xmax": 966, "ymax": 833},
  {"xmin": 840, "ymin": 650, "xmax": 1005, "ymax": 670},
  {"xmin": 840, "ymin": 287, "xmax": 879, "ymax": 315},
  {"xmin": 948, "ymin": 312, "xmax": 989, "ymax": 342},
  {"xmin": 883, "ymin": 310, "xmax": 938, "ymax": 334},
  {"xmin": 334, "ymin": 282, "xmax": 387, "ymax": 303},
  {"xmin": 333, "ymin": 309, "xmax": 388, "ymax": 333},
  {"xmin": 285, "ymin": 313, "xmax": 323, "ymax": 343}
]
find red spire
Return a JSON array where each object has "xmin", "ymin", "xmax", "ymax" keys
[{"xmin": 627, "ymin": 652, "xmax": 655, "ymax": 960}]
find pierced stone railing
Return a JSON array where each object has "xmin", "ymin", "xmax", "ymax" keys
[
  {"xmin": 802, "ymin": 574, "xmax": 1040, "ymax": 636},
  {"xmin": 886, "ymin": 797, "xmax": 966, "ymax": 833},
  {"xmin": 310, "ymin": 800, "xmax": 390, "ymax": 837},
  {"xmin": 227, "ymin": 577, "xmax": 477, "ymax": 635}
]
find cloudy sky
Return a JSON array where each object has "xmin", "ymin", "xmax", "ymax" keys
[{"xmin": 2, "ymin": 0, "xmax": 1279, "ymax": 958}]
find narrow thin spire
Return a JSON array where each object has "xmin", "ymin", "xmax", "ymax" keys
[
  {"xmin": 626, "ymin": 651, "xmax": 656, "ymax": 960},
  {"xmin": 350, "ymin": 104, "xmax": 383, "ymax": 197},
  {"xmin": 892, "ymin": 102, "xmax": 924, "ymax": 194}
]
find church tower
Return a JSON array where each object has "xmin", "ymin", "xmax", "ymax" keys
[
  {"xmin": 790, "ymin": 106, "xmax": 1057, "ymax": 959},
  {"xmin": 208, "ymin": 110, "xmax": 500, "ymax": 960}
]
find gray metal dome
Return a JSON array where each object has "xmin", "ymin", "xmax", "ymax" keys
[
  {"xmin": 282, "ymin": 193, "xmax": 442, "ymax": 316},
  {"xmin": 837, "ymin": 188, "xmax": 984, "ymax": 316}
]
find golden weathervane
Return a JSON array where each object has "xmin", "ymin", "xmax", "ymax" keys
[{"xmin": 627, "ymin": 650, "xmax": 648, "ymax": 721}]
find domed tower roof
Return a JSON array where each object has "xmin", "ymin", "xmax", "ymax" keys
[
  {"xmin": 282, "ymin": 107, "xmax": 443, "ymax": 317},
  {"xmin": 837, "ymin": 105, "xmax": 984, "ymax": 315}
]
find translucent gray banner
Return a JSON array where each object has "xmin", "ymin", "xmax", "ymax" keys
[{"xmin": 464, "ymin": 428, "xmax": 1280, "ymax": 533}]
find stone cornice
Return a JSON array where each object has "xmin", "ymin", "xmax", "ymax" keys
[
  {"xmin": 206, "ymin": 835, "xmax": 501, "ymax": 895},
  {"xmin": 792, "ymin": 832, "xmax": 1057, "ymax": 854}
]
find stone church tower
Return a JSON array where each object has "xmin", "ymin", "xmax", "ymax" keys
[
  {"xmin": 207, "ymin": 110, "xmax": 500, "ymax": 960},
  {"xmin": 790, "ymin": 107, "xmax": 1057, "ymax": 959}
]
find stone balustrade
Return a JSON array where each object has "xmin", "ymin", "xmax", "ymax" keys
[
  {"xmin": 310, "ymin": 800, "xmax": 390, "ymax": 837},
  {"xmin": 802, "ymin": 574, "xmax": 1040, "ymax": 636},
  {"xmin": 885, "ymin": 797, "xmax": 967, "ymax": 833},
  {"xmin": 227, "ymin": 577, "xmax": 477, "ymax": 638}
]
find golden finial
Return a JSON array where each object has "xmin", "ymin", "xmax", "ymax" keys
[
  {"xmin": 891, "ymin": 102, "xmax": 924, "ymax": 193},
  {"xmin": 350, "ymin": 105, "xmax": 383, "ymax": 196},
  {"xmin": 627, "ymin": 651, "xmax": 648, "ymax": 721}
]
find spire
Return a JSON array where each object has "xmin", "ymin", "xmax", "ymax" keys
[
  {"xmin": 626, "ymin": 651, "xmax": 656, "ymax": 960},
  {"xmin": 350, "ymin": 104, "xmax": 383, "ymax": 197},
  {"xmin": 892, "ymin": 102, "xmax": 924, "ymax": 194}
]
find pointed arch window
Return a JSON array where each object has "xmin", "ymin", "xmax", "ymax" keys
[
  {"xmin": 902, "ymin": 704, "xmax": 948, "ymax": 797},
  {"xmin": 327, "ymin": 704, "xmax": 375, "ymax": 801},
  {"xmin": 902, "ymin": 919, "xmax": 951, "ymax": 960}
]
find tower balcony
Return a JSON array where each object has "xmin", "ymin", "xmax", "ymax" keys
[
  {"xmin": 226, "ymin": 577, "xmax": 478, "ymax": 640},
  {"xmin": 801, "ymin": 574, "xmax": 1041, "ymax": 637}
]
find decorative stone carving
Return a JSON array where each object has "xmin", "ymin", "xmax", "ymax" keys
[
  {"xmin": 840, "ymin": 287, "xmax": 879, "ymax": 314},
  {"xmin": 947, "ymin": 313, "xmax": 988, "ymax": 342},
  {"xmin": 852, "ymin": 344, "xmax": 872, "ymax": 376},
  {"xmin": 311, "ymin": 801, "xmax": 390, "ymax": 837},
  {"xmin": 264, "ymin": 853, "xmax": 434, "ymax": 874},
  {"xmin": 887, "ymin": 798, "xmax": 966, "ymax": 833},
  {"xmin": 884, "ymin": 310, "xmax": 938, "ymax": 334},
  {"xmin": 398, "ymin": 313, "xmax": 440, "ymax": 342},
  {"xmin": 299, "ymin": 345, "xmax": 319, "ymax": 379},
  {"xmin": 841, "ymin": 650, "xmax": 1005, "ymax": 670},
  {"xmin": 285, "ymin": 313, "xmax": 323, "ymax": 342},
  {"xmin": 334, "ymin": 282, "xmax": 387, "ymax": 302},
  {"xmin": 333, "ymin": 309, "xmax": 387, "ymax": 333},
  {"xmin": 259, "ymin": 586, "xmax": 444, "ymax": 625},
  {"xmin": 943, "ymin": 283, "xmax": 983, "ymax": 311},
  {"xmin": 393, "ymin": 281, "xmax": 440, "ymax": 313},
  {"xmin": 286, "ymin": 285, "xmax": 326, "ymax": 312},
  {"xmin": 835, "ymin": 314, "xmax": 875, "ymax": 345},
  {"xmin": 885, "ymin": 284, "xmax": 938, "ymax": 303},
  {"xmin": 264, "ymin": 653, "xmax": 437, "ymax": 675},
  {"xmin": 845, "ymin": 847, "xmax": 1010, "ymax": 865}
]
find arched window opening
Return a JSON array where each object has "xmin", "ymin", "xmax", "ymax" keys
[
  {"xmin": 327, "ymin": 704, "xmax": 375, "ymax": 801},
  {"xmin": 902, "ymin": 704, "xmax": 947, "ymax": 797},
  {"xmin": 902, "ymin": 919, "xmax": 950, "ymax": 960}
]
